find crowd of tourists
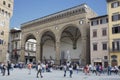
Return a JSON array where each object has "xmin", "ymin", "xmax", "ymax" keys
[
  {"xmin": 82, "ymin": 64, "xmax": 120, "ymax": 76},
  {"xmin": 0, "ymin": 61, "xmax": 12, "ymax": 76},
  {"xmin": 0, "ymin": 60, "xmax": 120, "ymax": 78}
]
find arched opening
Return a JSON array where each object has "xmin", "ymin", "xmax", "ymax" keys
[
  {"xmin": 40, "ymin": 31, "xmax": 56, "ymax": 63},
  {"xmin": 24, "ymin": 34, "xmax": 37, "ymax": 64},
  {"xmin": 60, "ymin": 26, "xmax": 81, "ymax": 65}
]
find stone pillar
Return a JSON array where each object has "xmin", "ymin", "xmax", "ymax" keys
[
  {"xmin": 36, "ymin": 44, "xmax": 41, "ymax": 62},
  {"xmin": 81, "ymin": 37, "xmax": 87, "ymax": 66},
  {"xmin": 55, "ymin": 41, "xmax": 60, "ymax": 65},
  {"xmin": 20, "ymin": 45, "xmax": 25, "ymax": 62}
]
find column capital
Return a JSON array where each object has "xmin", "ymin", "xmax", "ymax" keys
[{"xmin": 56, "ymin": 36, "xmax": 60, "ymax": 42}]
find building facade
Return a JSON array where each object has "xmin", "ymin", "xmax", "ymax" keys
[
  {"xmin": 0, "ymin": 0, "xmax": 14, "ymax": 62},
  {"xmin": 90, "ymin": 15, "xmax": 109, "ymax": 67},
  {"xmin": 9, "ymin": 28, "xmax": 37, "ymax": 63},
  {"xmin": 20, "ymin": 4, "xmax": 97, "ymax": 65},
  {"xmin": 9, "ymin": 28, "xmax": 21, "ymax": 63},
  {"xmin": 106, "ymin": 0, "xmax": 120, "ymax": 66}
]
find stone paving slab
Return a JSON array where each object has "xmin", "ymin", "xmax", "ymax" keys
[{"xmin": 0, "ymin": 69, "xmax": 120, "ymax": 80}]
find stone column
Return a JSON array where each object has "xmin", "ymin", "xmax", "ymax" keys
[
  {"xmin": 81, "ymin": 36, "xmax": 87, "ymax": 66},
  {"xmin": 20, "ymin": 45, "xmax": 25, "ymax": 62},
  {"xmin": 36, "ymin": 43, "xmax": 41, "ymax": 62},
  {"xmin": 35, "ymin": 32, "xmax": 42, "ymax": 63},
  {"xmin": 55, "ymin": 40, "xmax": 61, "ymax": 65}
]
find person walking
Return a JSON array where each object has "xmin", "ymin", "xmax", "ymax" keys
[
  {"xmin": 96, "ymin": 64, "xmax": 101, "ymax": 76},
  {"xmin": 76, "ymin": 64, "xmax": 79, "ymax": 74},
  {"xmin": 114, "ymin": 65, "xmax": 119, "ymax": 75},
  {"xmin": 92, "ymin": 65, "xmax": 97, "ymax": 75},
  {"xmin": 0, "ymin": 63, "xmax": 3, "ymax": 74},
  {"xmin": 63, "ymin": 63, "xmax": 67, "ymax": 77},
  {"xmin": 2, "ymin": 63, "xmax": 6, "ymax": 76},
  {"xmin": 69, "ymin": 64, "xmax": 73, "ymax": 78},
  {"xmin": 36, "ymin": 62, "xmax": 43, "ymax": 78},
  {"xmin": 27, "ymin": 63, "xmax": 32, "ymax": 75},
  {"xmin": 7, "ymin": 61, "xmax": 11, "ymax": 76},
  {"xmin": 84, "ymin": 64, "xmax": 89, "ymax": 75},
  {"xmin": 107, "ymin": 64, "xmax": 111, "ymax": 75}
]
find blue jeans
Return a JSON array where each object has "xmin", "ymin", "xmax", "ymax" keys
[
  {"xmin": 107, "ymin": 70, "xmax": 111, "ymax": 75},
  {"xmin": 70, "ymin": 70, "xmax": 73, "ymax": 77}
]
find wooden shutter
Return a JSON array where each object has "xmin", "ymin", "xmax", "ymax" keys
[
  {"xmin": 118, "ymin": 14, "xmax": 120, "ymax": 20},
  {"xmin": 112, "ymin": 16, "xmax": 114, "ymax": 21},
  {"xmin": 112, "ymin": 42, "xmax": 115, "ymax": 51}
]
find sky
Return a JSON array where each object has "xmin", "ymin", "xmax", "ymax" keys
[{"xmin": 10, "ymin": 0, "xmax": 107, "ymax": 28}]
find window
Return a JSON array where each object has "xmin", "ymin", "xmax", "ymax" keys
[
  {"xmin": 8, "ymin": 4, "xmax": 11, "ymax": 8},
  {"xmin": 8, "ymin": 13, "xmax": 10, "ymax": 17},
  {"xmin": 79, "ymin": 20, "xmax": 84, "ymax": 24},
  {"xmin": 100, "ymin": 18, "xmax": 108, "ymax": 24},
  {"xmin": 91, "ymin": 20, "xmax": 99, "ymax": 26},
  {"xmin": 6, "ymin": 13, "xmax": 10, "ymax": 19},
  {"xmin": 111, "ymin": 1, "xmax": 120, "ymax": 8},
  {"xmin": 0, "ymin": 39, "xmax": 4, "ymax": 45},
  {"xmin": 93, "ymin": 30, "xmax": 97, "ymax": 37},
  {"xmin": 5, "ymin": 11, "xmax": 7, "ymax": 17},
  {"xmin": 112, "ymin": 26, "xmax": 120, "ymax": 34},
  {"xmin": 111, "ymin": 55, "xmax": 117, "ymax": 60},
  {"xmin": 15, "ymin": 42, "xmax": 18, "ymax": 49},
  {"xmin": 93, "ymin": 43, "xmax": 97, "ymax": 51},
  {"xmin": 27, "ymin": 43, "xmax": 29, "ymax": 50},
  {"xmin": 102, "ymin": 28, "xmax": 107, "ymax": 36},
  {"xmin": 31, "ymin": 44, "xmax": 33, "ymax": 51},
  {"xmin": 102, "ymin": 43, "xmax": 107, "ymax": 50},
  {"xmin": 1, "ymin": 10, "xmax": 4, "ymax": 15},
  {"xmin": 112, "ymin": 13, "xmax": 120, "ymax": 21},
  {"xmin": 104, "ymin": 56, "xmax": 108, "ymax": 59},
  {"xmin": 15, "ymin": 34, "xmax": 19, "ymax": 38},
  {"xmin": 0, "ymin": 31, "xmax": 4, "ymax": 35},
  {"xmin": 3, "ymin": 1, "xmax": 6, "ymax": 5},
  {"xmin": 112, "ymin": 40, "xmax": 120, "ymax": 51}
]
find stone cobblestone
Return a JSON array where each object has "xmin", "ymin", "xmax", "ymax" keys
[{"xmin": 0, "ymin": 69, "xmax": 120, "ymax": 80}]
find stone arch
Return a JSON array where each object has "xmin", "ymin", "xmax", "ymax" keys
[
  {"xmin": 22, "ymin": 33, "xmax": 37, "ymax": 63},
  {"xmin": 39, "ymin": 29, "xmax": 56, "ymax": 62},
  {"xmin": 24, "ymin": 33, "xmax": 37, "ymax": 42},
  {"xmin": 59, "ymin": 24, "xmax": 82, "ymax": 64},
  {"xmin": 58, "ymin": 24, "xmax": 81, "ymax": 38},
  {"xmin": 60, "ymin": 24, "xmax": 81, "ymax": 49},
  {"xmin": 38, "ymin": 29, "xmax": 56, "ymax": 44}
]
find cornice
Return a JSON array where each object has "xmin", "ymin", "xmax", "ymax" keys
[
  {"xmin": 21, "ymin": 17, "xmax": 86, "ymax": 33},
  {"xmin": 21, "ymin": 4, "xmax": 91, "ymax": 28},
  {"xmin": 106, "ymin": 0, "xmax": 118, "ymax": 2},
  {"xmin": 90, "ymin": 15, "xmax": 108, "ymax": 20}
]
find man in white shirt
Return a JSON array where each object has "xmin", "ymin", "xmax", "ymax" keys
[
  {"xmin": 36, "ymin": 63, "xmax": 43, "ymax": 78},
  {"xmin": 69, "ymin": 64, "xmax": 73, "ymax": 78}
]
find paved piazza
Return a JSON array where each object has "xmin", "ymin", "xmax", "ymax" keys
[{"xmin": 0, "ymin": 68, "xmax": 120, "ymax": 80}]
